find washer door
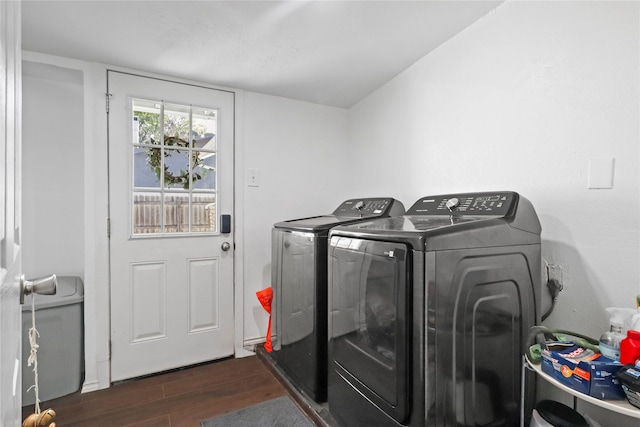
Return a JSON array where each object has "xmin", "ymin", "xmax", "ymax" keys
[{"xmin": 329, "ymin": 237, "xmax": 410, "ymax": 423}]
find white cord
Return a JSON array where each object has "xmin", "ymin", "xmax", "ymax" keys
[{"xmin": 26, "ymin": 295, "xmax": 41, "ymax": 416}]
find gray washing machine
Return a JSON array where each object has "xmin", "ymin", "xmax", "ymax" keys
[
  {"xmin": 327, "ymin": 191, "xmax": 542, "ymax": 426},
  {"xmin": 271, "ymin": 198, "xmax": 405, "ymax": 402}
]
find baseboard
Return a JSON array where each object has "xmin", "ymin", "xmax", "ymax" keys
[
  {"xmin": 81, "ymin": 380, "xmax": 100, "ymax": 394},
  {"xmin": 242, "ymin": 337, "xmax": 266, "ymax": 354}
]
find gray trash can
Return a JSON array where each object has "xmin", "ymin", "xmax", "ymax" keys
[
  {"xmin": 531, "ymin": 400, "xmax": 588, "ymax": 427},
  {"xmin": 21, "ymin": 276, "xmax": 84, "ymax": 406}
]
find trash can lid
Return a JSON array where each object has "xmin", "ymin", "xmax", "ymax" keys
[
  {"xmin": 535, "ymin": 400, "xmax": 588, "ymax": 427},
  {"xmin": 22, "ymin": 276, "xmax": 84, "ymax": 311}
]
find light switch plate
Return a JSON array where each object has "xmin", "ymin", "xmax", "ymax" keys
[
  {"xmin": 247, "ymin": 169, "xmax": 260, "ymax": 187},
  {"xmin": 588, "ymin": 158, "xmax": 614, "ymax": 189}
]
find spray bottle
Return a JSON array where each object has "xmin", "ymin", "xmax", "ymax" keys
[{"xmin": 599, "ymin": 307, "xmax": 636, "ymax": 361}]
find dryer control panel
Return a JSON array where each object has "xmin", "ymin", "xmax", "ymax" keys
[
  {"xmin": 407, "ymin": 192, "xmax": 518, "ymax": 216},
  {"xmin": 333, "ymin": 198, "xmax": 403, "ymax": 218}
]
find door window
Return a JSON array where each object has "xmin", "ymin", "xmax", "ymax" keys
[{"xmin": 131, "ymin": 98, "xmax": 218, "ymax": 235}]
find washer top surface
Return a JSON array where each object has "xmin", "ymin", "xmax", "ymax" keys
[
  {"xmin": 352, "ymin": 214, "xmax": 491, "ymax": 232},
  {"xmin": 330, "ymin": 215, "xmax": 497, "ymax": 243},
  {"xmin": 329, "ymin": 192, "xmax": 541, "ymax": 250},
  {"xmin": 274, "ymin": 197, "xmax": 404, "ymax": 233},
  {"xmin": 276, "ymin": 215, "xmax": 352, "ymax": 230}
]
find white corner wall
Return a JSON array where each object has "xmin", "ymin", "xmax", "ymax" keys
[
  {"xmin": 21, "ymin": 53, "xmax": 110, "ymax": 393},
  {"xmin": 241, "ymin": 91, "xmax": 350, "ymax": 343},
  {"xmin": 347, "ymin": 1, "xmax": 639, "ymax": 424},
  {"xmin": 22, "ymin": 63, "xmax": 84, "ymax": 279}
]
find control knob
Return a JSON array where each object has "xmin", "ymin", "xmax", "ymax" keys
[{"xmin": 445, "ymin": 198, "xmax": 460, "ymax": 211}]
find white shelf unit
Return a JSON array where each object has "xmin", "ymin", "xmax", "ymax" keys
[{"xmin": 524, "ymin": 357, "xmax": 640, "ymax": 419}]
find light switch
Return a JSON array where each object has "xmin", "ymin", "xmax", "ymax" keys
[
  {"xmin": 588, "ymin": 158, "xmax": 614, "ymax": 189},
  {"xmin": 247, "ymin": 169, "xmax": 260, "ymax": 187}
]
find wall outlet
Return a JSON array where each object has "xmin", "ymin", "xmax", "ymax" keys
[{"xmin": 546, "ymin": 263, "xmax": 563, "ymax": 289}]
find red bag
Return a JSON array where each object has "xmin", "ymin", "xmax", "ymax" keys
[{"xmin": 256, "ymin": 287, "xmax": 273, "ymax": 352}]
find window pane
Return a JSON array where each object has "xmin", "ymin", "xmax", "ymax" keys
[
  {"xmin": 130, "ymin": 99, "xmax": 220, "ymax": 236},
  {"xmin": 192, "ymin": 107, "xmax": 217, "ymax": 151},
  {"xmin": 164, "ymin": 103, "xmax": 191, "ymax": 142},
  {"xmin": 192, "ymin": 194, "xmax": 216, "ymax": 233},
  {"xmin": 134, "ymin": 147, "xmax": 161, "ymax": 188},
  {"xmin": 164, "ymin": 148, "xmax": 191, "ymax": 189},
  {"xmin": 164, "ymin": 193, "xmax": 189, "ymax": 233},
  {"xmin": 133, "ymin": 99, "xmax": 161, "ymax": 145},
  {"xmin": 193, "ymin": 152, "xmax": 216, "ymax": 190},
  {"xmin": 133, "ymin": 192, "xmax": 162, "ymax": 234}
]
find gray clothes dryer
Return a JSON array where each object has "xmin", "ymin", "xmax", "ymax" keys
[
  {"xmin": 327, "ymin": 192, "xmax": 542, "ymax": 426},
  {"xmin": 271, "ymin": 198, "xmax": 405, "ymax": 402}
]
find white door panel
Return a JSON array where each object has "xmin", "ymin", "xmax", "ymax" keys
[
  {"xmin": 1, "ymin": 1, "xmax": 22, "ymax": 423},
  {"xmin": 108, "ymin": 71, "xmax": 234, "ymax": 381},
  {"xmin": 188, "ymin": 257, "xmax": 221, "ymax": 332}
]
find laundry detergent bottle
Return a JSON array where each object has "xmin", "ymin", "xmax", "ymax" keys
[
  {"xmin": 620, "ymin": 329, "xmax": 640, "ymax": 365},
  {"xmin": 599, "ymin": 308, "xmax": 627, "ymax": 361}
]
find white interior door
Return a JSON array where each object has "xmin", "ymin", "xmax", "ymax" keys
[
  {"xmin": 0, "ymin": 1, "xmax": 23, "ymax": 424},
  {"xmin": 108, "ymin": 71, "xmax": 235, "ymax": 381}
]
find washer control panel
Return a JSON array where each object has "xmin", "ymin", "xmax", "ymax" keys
[
  {"xmin": 333, "ymin": 198, "xmax": 400, "ymax": 218},
  {"xmin": 407, "ymin": 192, "xmax": 517, "ymax": 216}
]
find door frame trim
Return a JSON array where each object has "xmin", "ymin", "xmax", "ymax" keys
[{"xmin": 105, "ymin": 68, "xmax": 249, "ymax": 381}]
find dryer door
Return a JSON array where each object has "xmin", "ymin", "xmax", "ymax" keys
[{"xmin": 328, "ymin": 237, "xmax": 411, "ymax": 424}]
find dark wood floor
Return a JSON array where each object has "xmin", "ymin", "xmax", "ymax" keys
[{"xmin": 21, "ymin": 355, "xmax": 302, "ymax": 427}]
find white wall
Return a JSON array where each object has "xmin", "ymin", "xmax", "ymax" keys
[
  {"xmin": 22, "ymin": 63, "xmax": 84, "ymax": 279},
  {"xmin": 241, "ymin": 91, "xmax": 350, "ymax": 342},
  {"xmin": 347, "ymin": 1, "xmax": 639, "ymax": 424}
]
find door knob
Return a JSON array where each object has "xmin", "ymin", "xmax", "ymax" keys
[
  {"xmin": 20, "ymin": 274, "xmax": 57, "ymax": 305},
  {"xmin": 221, "ymin": 242, "xmax": 231, "ymax": 251}
]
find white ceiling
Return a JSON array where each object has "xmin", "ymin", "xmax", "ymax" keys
[{"xmin": 21, "ymin": 0, "xmax": 503, "ymax": 108}]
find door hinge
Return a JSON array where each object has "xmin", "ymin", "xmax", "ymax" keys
[
  {"xmin": 107, "ymin": 218, "xmax": 111, "ymax": 238},
  {"xmin": 105, "ymin": 93, "xmax": 112, "ymax": 113}
]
